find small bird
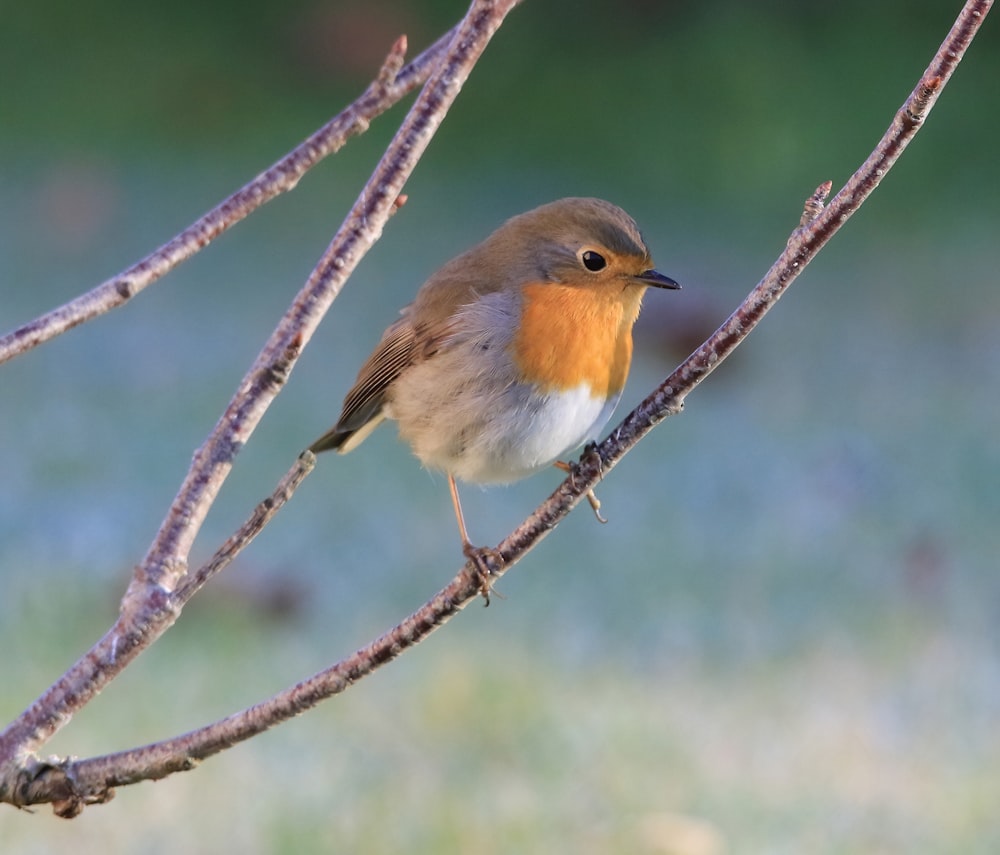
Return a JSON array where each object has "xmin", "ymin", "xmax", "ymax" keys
[{"xmin": 309, "ymin": 197, "xmax": 678, "ymax": 592}]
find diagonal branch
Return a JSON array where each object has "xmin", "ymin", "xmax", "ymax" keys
[
  {"xmin": 5, "ymin": 0, "xmax": 988, "ymax": 816},
  {"xmin": 502, "ymin": 0, "xmax": 992, "ymax": 570},
  {"xmin": 0, "ymin": 0, "xmax": 523, "ymax": 807},
  {"xmin": 0, "ymin": 29, "xmax": 450, "ymax": 367}
]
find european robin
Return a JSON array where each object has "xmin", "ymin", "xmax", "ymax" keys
[{"xmin": 309, "ymin": 197, "xmax": 678, "ymax": 593}]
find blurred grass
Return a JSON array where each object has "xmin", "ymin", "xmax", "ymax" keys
[{"xmin": 2, "ymin": 0, "xmax": 1000, "ymax": 852}]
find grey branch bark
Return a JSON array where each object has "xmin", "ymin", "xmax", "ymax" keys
[
  {"xmin": 0, "ymin": 33, "xmax": 452, "ymax": 367},
  {"xmin": 0, "ymin": 0, "xmax": 991, "ymax": 818},
  {"xmin": 0, "ymin": 0, "xmax": 523, "ymax": 816}
]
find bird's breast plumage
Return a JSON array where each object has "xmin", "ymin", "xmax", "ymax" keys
[
  {"xmin": 511, "ymin": 281, "xmax": 641, "ymax": 399},
  {"xmin": 383, "ymin": 285, "xmax": 635, "ymax": 483}
]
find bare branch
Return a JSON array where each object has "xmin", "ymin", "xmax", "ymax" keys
[
  {"xmin": 3, "ymin": 0, "xmax": 988, "ymax": 814},
  {"xmin": 172, "ymin": 452, "xmax": 316, "ymax": 606},
  {"xmin": 4, "ymin": 453, "xmax": 317, "ymax": 818},
  {"xmin": 0, "ymin": 331, "xmax": 309, "ymax": 793},
  {"xmin": 0, "ymin": 0, "xmax": 522, "ymax": 803},
  {"xmin": 0, "ymin": 31, "xmax": 442, "ymax": 367},
  {"xmin": 588, "ymin": 0, "xmax": 993, "ymax": 468}
]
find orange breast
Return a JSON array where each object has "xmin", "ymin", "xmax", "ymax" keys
[{"xmin": 511, "ymin": 282, "xmax": 644, "ymax": 397}]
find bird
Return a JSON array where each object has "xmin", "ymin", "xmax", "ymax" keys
[{"xmin": 309, "ymin": 197, "xmax": 678, "ymax": 596}]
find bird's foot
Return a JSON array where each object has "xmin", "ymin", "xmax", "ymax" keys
[
  {"xmin": 554, "ymin": 443, "xmax": 607, "ymax": 524},
  {"xmin": 463, "ymin": 543, "xmax": 505, "ymax": 606}
]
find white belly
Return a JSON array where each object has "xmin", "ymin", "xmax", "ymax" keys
[
  {"xmin": 487, "ymin": 382, "xmax": 619, "ymax": 479},
  {"xmin": 392, "ymin": 363, "xmax": 620, "ymax": 484}
]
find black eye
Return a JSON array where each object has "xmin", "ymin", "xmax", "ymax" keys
[{"xmin": 581, "ymin": 250, "xmax": 607, "ymax": 272}]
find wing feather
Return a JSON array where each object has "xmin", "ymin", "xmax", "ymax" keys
[
  {"xmin": 308, "ymin": 281, "xmax": 469, "ymax": 454},
  {"xmin": 309, "ymin": 319, "xmax": 417, "ymax": 453}
]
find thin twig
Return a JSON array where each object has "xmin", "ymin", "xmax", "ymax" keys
[
  {"xmin": 139, "ymin": 0, "xmax": 520, "ymax": 597},
  {"xmin": 0, "ymin": 330, "xmax": 307, "ymax": 791},
  {"xmin": 5, "ymin": 452, "xmax": 316, "ymax": 818},
  {"xmin": 0, "ymin": 0, "xmax": 522, "ymax": 808},
  {"xmin": 172, "ymin": 453, "xmax": 316, "ymax": 605},
  {"xmin": 511, "ymin": 0, "xmax": 993, "ymax": 552},
  {"xmin": 0, "ymin": 31, "xmax": 447, "ymax": 367},
  {"xmin": 5, "ymin": 0, "xmax": 988, "ymax": 815}
]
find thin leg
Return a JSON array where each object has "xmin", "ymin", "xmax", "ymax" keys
[
  {"xmin": 448, "ymin": 474, "xmax": 502, "ymax": 604},
  {"xmin": 448, "ymin": 473, "xmax": 473, "ymax": 550}
]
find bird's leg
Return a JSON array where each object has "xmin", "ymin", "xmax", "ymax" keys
[
  {"xmin": 448, "ymin": 474, "xmax": 503, "ymax": 605},
  {"xmin": 554, "ymin": 442, "xmax": 607, "ymax": 524}
]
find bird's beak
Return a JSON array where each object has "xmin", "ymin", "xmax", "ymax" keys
[{"xmin": 634, "ymin": 268, "xmax": 680, "ymax": 290}]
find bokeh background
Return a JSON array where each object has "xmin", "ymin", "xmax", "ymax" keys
[{"xmin": 2, "ymin": 1, "xmax": 999, "ymax": 852}]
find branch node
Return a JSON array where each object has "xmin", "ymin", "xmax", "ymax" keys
[
  {"xmin": 799, "ymin": 180, "xmax": 834, "ymax": 227},
  {"xmin": 114, "ymin": 277, "xmax": 135, "ymax": 300},
  {"xmin": 377, "ymin": 35, "xmax": 409, "ymax": 89},
  {"xmin": 12, "ymin": 757, "xmax": 115, "ymax": 818},
  {"xmin": 907, "ymin": 74, "xmax": 943, "ymax": 122},
  {"xmin": 263, "ymin": 332, "xmax": 304, "ymax": 389}
]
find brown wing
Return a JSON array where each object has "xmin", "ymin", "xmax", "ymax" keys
[
  {"xmin": 309, "ymin": 264, "xmax": 476, "ymax": 454},
  {"xmin": 308, "ymin": 318, "xmax": 417, "ymax": 453}
]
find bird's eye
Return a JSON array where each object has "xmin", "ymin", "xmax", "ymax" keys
[{"xmin": 581, "ymin": 250, "xmax": 607, "ymax": 272}]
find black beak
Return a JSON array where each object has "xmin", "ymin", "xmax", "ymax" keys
[{"xmin": 635, "ymin": 268, "xmax": 680, "ymax": 290}]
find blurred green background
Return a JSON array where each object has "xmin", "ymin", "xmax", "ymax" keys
[{"xmin": 2, "ymin": 0, "xmax": 999, "ymax": 851}]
